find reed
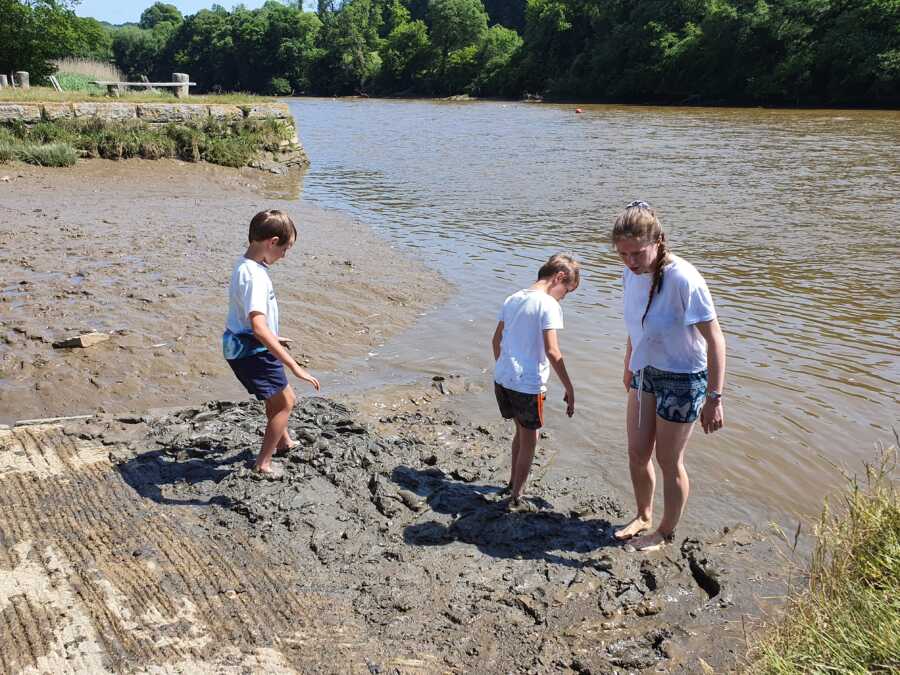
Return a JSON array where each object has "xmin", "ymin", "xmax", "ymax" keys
[
  {"xmin": 746, "ymin": 437, "xmax": 899, "ymax": 673},
  {"xmin": 51, "ymin": 57, "xmax": 123, "ymax": 82}
]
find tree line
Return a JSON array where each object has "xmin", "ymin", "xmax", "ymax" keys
[{"xmin": 3, "ymin": 0, "xmax": 898, "ymax": 105}]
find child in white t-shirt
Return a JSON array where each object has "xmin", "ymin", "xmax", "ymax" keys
[
  {"xmin": 223, "ymin": 209, "xmax": 320, "ymax": 476},
  {"xmin": 612, "ymin": 200, "xmax": 727, "ymax": 552},
  {"xmin": 491, "ymin": 254, "xmax": 579, "ymax": 510}
]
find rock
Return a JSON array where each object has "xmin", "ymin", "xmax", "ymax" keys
[
  {"xmin": 52, "ymin": 332, "xmax": 110, "ymax": 349},
  {"xmin": 0, "ymin": 104, "xmax": 41, "ymax": 123}
]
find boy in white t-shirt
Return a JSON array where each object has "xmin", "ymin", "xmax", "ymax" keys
[
  {"xmin": 491, "ymin": 254, "xmax": 579, "ymax": 509},
  {"xmin": 223, "ymin": 210, "xmax": 320, "ymax": 476}
]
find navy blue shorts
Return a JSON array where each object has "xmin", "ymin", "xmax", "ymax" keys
[
  {"xmin": 630, "ymin": 366, "xmax": 708, "ymax": 423},
  {"xmin": 227, "ymin": 350, "xmax": 288, "ymax": 401}
]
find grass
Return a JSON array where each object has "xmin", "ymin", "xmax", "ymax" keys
[
  {"xmin": 0, "ymin": 86, "xmax": 273, "ymax": 104},
  {"xmin": 0, "ymin": 116, "xmax": 295, "ymax": 168},
  {"xmin": 51, "ymin": 57, "xmax": 124, "ymax": 82},
  {"xmin": 746, "ymin": 438, "xmax": 899, "ymax": 674}
]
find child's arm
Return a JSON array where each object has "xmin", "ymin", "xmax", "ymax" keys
[
  {"xmin": 543, "ymin": 328, "xmax": 574, "ymax": 417},
  {"xmin": 491, "ymin": 321, "xmax": 504, "ymax": 361},
  {"xmin": 249, "ymin": 312, "xmax": 320, "ymax": 390}
]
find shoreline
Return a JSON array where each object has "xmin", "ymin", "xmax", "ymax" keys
[{"xmin": 0, "ymin": 158, "xmax": 449, "ymax": 425}]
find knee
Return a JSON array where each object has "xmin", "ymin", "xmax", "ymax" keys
[
  {"xmin": 657, "ymin": 456, "xmax": 686, "ymax": 477},
  {"xmin": 627, "ymin": 444, "xmax": 653, "ymax": 467},
  {"xmin": 283, "ymin": 385, "xmax": 296, "ymax": 409}
]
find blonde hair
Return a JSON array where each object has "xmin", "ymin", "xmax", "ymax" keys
[
  {"xmin": 248, "ymin": 209, "xmax": 297, "ymax": 245},
  {"xmin": 612, "ymin": 201, "xmax": 670, "ymax": 324},
  {"xmin": 538, "ymin": 253, "xmax": 580, "ymax": 286}
]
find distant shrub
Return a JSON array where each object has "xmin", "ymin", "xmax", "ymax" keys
[{"xmin": 268, "ymin": 77, "xmax": 293, "ymax": 96}]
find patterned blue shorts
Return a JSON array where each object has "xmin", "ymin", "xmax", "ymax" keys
[{"xmin": 630, "ymin": 366, "xmax": 708, "ymax": 423}]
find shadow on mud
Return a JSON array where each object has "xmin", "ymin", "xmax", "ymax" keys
[
  {"xmin": 117, "ymin": 445, "xmax": 253, "ymax": 508},
  {"xmin": 393, "ymin": 465, "xmax": 614, "ymax": 566}
]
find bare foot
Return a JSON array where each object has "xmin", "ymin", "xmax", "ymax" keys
[
  {"xmin": 624, "ymin": 530, "xmax": 674, "ymax": 553},
  {"xmin": 507, "ymin": 497, "xmax": 539, "ymax": 513},
  {"xmin": 614, "ymin": 516, "xmax": 652, "ymax": 541},
  {"xmin": 274, "ymin": 440, "xmax": 297, "ymax": 456},
  {"xmin": 251, "ymin": 463, "xmax": 284, "ymax": 480}
]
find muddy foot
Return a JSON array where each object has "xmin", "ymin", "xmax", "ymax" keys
[
  {"xmin": 624, "ymin": 530, "xmax": 674, "ymax": 553},
  {"xmin": 614, "ymin": 516, "xmax": 652, "ymax": 541}
]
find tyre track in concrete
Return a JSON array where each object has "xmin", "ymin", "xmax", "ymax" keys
[{"xmin": 0, "ymin": 424, "xmax": 377, "ymax": 673}]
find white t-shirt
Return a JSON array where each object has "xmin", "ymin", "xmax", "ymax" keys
[
  {"xmin": 624, "ymin": 255, "xmax": 716, "ymax": 373},
  {"xmin": 222, "ymin": 256, "xmax": 279, "ymax": 360},
  {"xmin": 494, "ymin": 289, "xmax": 564, "ymax": 394}
]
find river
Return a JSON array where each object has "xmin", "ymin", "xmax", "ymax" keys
[{"xmin": 287, "ymin": 97, "xmax": 900, "ymax": 530}]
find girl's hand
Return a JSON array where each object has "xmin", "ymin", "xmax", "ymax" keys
[
  {"xmin": 623, "ymin": 368, "xmax": 633, "ymax": 393},
  {"xmin": 290, "ymin": 363, "xmax": 320, "ymax": 391},
  {"xmin": 564, "ymin": 388, "xmax": 575, "ymax": 417},
  {"xmin": 700, "ymin": 399, "xmax": 724, "ymax": 434}
]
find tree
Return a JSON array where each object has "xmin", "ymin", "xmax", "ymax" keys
[
  {"xmin": 428, "ymin": 0, "xmax": 488, "ymax": 85},
  {"xmin": 0, "ymin": 0, "xmax": 110, "ymax": 84},
  {"xmin": 471, "ymin": 23, "xmax": 522, "ymax": 95},
  {"xmin": 139, "ymin": 2, "xmax": 182, "ymax": 30}
]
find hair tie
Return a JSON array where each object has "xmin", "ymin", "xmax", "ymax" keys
[{"xmin": 626, "ymin": 200, "xmax": 651, "ymax": 210}]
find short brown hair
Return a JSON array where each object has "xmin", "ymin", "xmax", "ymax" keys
[
  {"xmin": 538, "ymin": 253, "xmax": 580, "ymax": 286},
  {"xmin": 248, "ymin": 209, "xmax": 297, "ymax": 245}
]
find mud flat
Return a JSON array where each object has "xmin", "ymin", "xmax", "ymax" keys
[
  {"xmin": 0, "ymin": 382, "xmax": 787, "ymax": 673},
  {"xmin": 0, "ymin": 159, "xmax": 442, "ymax": 425}
]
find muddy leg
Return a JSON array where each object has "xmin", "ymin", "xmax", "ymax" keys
[
  {"xmin": 255, "ymin": 385, "xmax": 296, "ymax": 472},
  {"xmin": 615, "ymin": 389, "xmax": 657, "ymax": 540},
  {"xmin": 510, "ymin": 420, "xmax": 538, "ymax": 502}
]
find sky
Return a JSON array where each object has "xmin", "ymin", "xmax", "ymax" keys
[{"xmin": 74, "ymin": 1, "xmax": 278, "ymax": 25}]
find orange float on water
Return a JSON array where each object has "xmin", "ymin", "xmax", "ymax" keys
[{"xmin": 575, "ymin": 108, "xmax": 584, "ymax": 113}]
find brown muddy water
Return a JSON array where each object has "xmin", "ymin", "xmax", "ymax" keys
[{"xmin": 289, "ymin": 98, "xmax": 900, "ymax": 530}]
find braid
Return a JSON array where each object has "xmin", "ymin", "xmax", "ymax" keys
[{"xmin": 641, "ymin": 235, "xmax": 669, "ymax": 325}]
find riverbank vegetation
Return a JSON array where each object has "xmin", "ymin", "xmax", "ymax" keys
[
  {"xmin": 2, "ymin": 0, "xmax": 898, "ymax": 106},
  {"xmin": 0, "ymin": 116, "xmax": 295, "ymax": 168},
  {"xmin": 747, "ymin": 441, "xmax": 899, "ymax": 673}
]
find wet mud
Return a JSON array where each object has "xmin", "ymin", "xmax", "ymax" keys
[
  {"xmin": 0, "ymin": 160, "xmax": 443, "ymax": 425},
  {"xmin": 0, "ymin": 383, "xmax": 786, "ymax": 673}
]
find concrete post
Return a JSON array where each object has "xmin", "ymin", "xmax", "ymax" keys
[
  {"xmin": 15, "ymin": 71, "xmax": 29, "ymax": 89},
  {"xmin": 0, "ymin": 75, "xmax": 7, "ymax": 88},
  {"xmin": 172, "ymin": 73, "xmax": 189, "ymax": 98}
]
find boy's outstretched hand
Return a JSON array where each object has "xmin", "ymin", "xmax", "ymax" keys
[
  {"xmin": 564, "ymin": 388, "xmax": 575, "ymax": 417},
  {"xmin": 290, "ymin": 363, "xmax": 320, "ymax": 391}
]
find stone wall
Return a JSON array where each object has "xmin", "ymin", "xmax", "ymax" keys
[
  {"xmin": 0, "ymin": 101, "xmax": 306, "ymax": 170},
  {"xmin": 0, "ymin": 101, "xmax": 292, "ymax": 125}
]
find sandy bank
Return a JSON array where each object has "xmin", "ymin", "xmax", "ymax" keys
[{"xmin": 0, "ymin": 159, "xmax": 444, "ymax": 424}]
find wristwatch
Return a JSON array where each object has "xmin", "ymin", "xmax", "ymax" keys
[{"xmin": 706, "ymin": 390, "xmax": 722, "ymax": 402}]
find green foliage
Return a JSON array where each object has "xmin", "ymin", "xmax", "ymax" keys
[
  {"xmin": 747, "ymin": 443, "xmax": 900, "ymax": 673},
  {"xmin": 54, "ymin": 72, "xmax": 106, "ymax": 93},
  {"xmin": 0, "ymin": 0, "xmax": 112, "ymax": 84},
  {"xmin": 428, "ymin": 0, "xmax": 489, "ymax": 88},
  {"xmin": 139, "ymin": 2, "xmax": 182, "ymax": 30},
  {"xmin": 7, "ymin": 0, "xmax": 895, "ymax": 105},
  {"xmin": 0, "ymin": 116, "xmax": 291, "ymax": 168},
  {"xmin": 471, "ymin": 24, "xmax": 522, "ymax": 95}
]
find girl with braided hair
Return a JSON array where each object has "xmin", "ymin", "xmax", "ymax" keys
[{"xmin": 611, "ymin": 201, "xmax": 726, "ymax": 552}]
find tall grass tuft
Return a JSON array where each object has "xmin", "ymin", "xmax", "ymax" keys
[
  {"xmin": 52, "ymin": 58, "xmax": 123, "ymax": 82},
  {"xmin": 747, "ymin": 438, "xmax": 899, "ymax": 673}
]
